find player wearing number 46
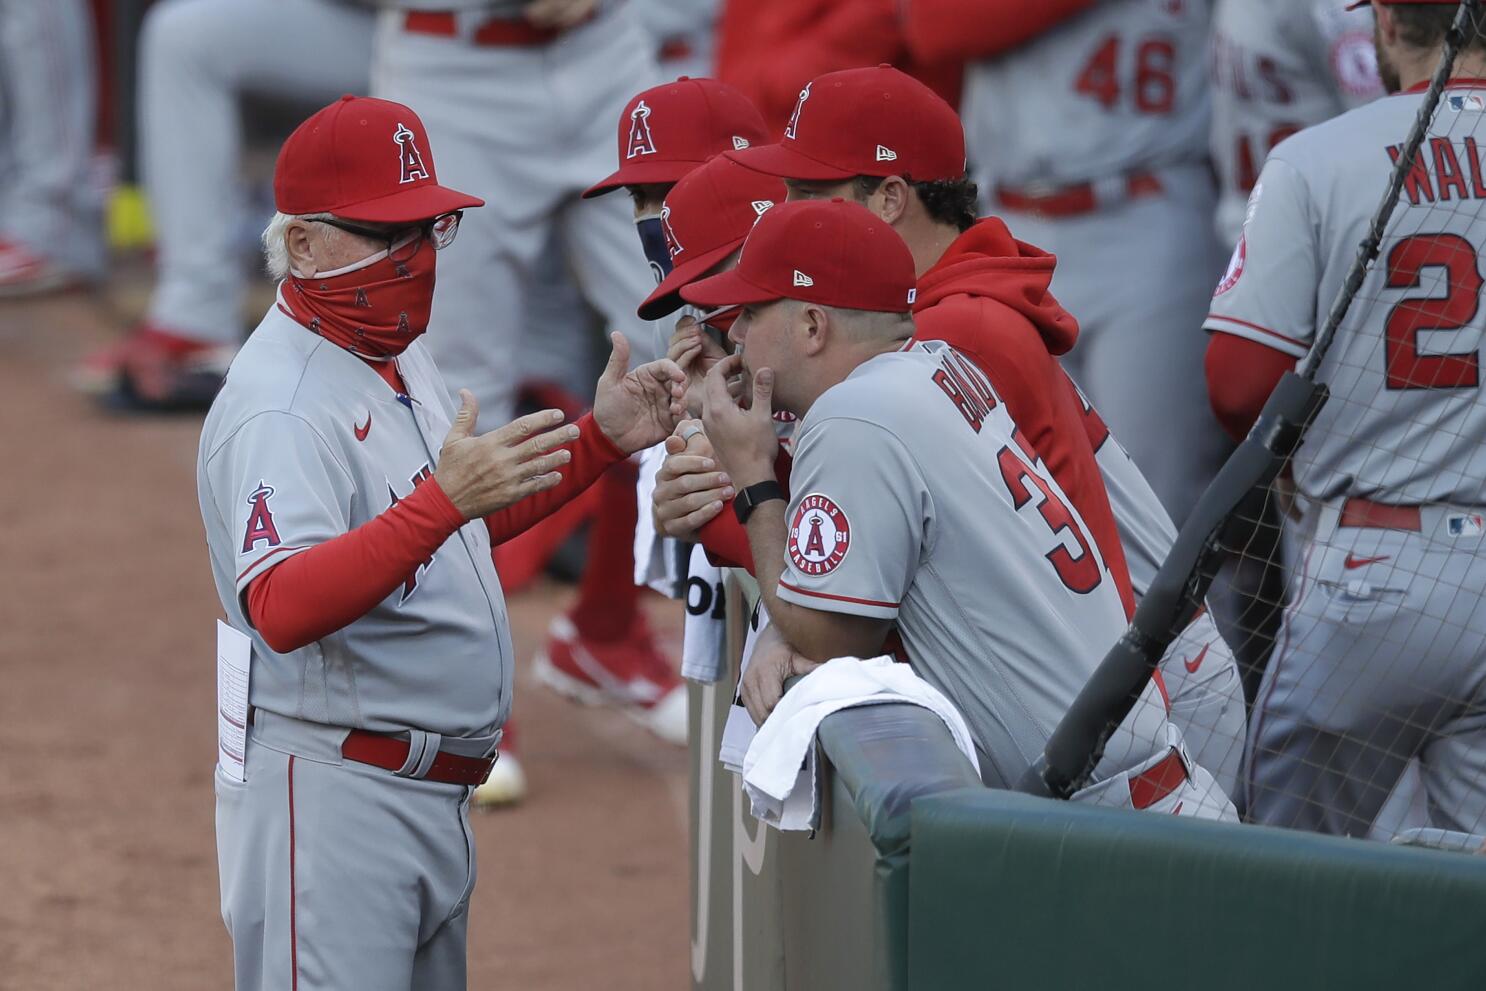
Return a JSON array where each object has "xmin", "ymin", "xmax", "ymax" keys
[
  {"xmin": 690, "ymin": 198, "xmax": 1235, "ymax": 819},
  {"xmin": 903, "ymin": 0, "xmax": 1231, "ymax": 527},
  {"xmin": 196, "ymin": 97, "xmax": 685, "ymax": 990},
  {"xmin": 1205, "ymin": 0, "xmax": 1486, "ymax": 839}
]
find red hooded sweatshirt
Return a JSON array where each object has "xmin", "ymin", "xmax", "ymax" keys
[
  {"xmin": 913, "ymin": 217, "xmax": 1135, "ymax": 616},
  {"xmin": 697, "ymin": 217, "xmax": 1136, "ymax": 618}
]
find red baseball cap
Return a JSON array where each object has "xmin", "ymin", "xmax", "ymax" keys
[
  {"xmin": 274, "ymin": 95, "xmax": 483, "ymax": 223},
  {"xmin": 583, "ymin": 77, "xmax": 770, "ymax": 198},
  {"xmin": 681, "ymin": 199, "xmax": 917, "ymax": 313},
  {"xmin": 637, "ymin": 156, "xmax": 786, "ymax": 319},
  {"xmin": 727, "ymin": 66, "xmax": 966, "ymax": 183}
]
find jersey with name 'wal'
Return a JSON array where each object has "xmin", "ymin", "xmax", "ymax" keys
[
  {"xmin": 775, "ymin": 340, "xmax": 1172, "ymax": 786},
  {"xmin": 1210, "ymin": 0, "xmax": 1382, "ymax": 245},
  {"xmin": 962, "ymin": 0, "xmax": 1213, "ymax": 188},
  {"xmin": 1205, "ymin": 82, "xmax": 1486, "ymax": 505},
  {"xmin": 197, "ymin": 301, "xmax": 514, "ymax": 739}
]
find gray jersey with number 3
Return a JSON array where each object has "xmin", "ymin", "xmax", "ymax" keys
[
  {"xmin": 1205, "ymin": 86, "xmax": 1486, "ymax": 504},
  {"xmin": 774, "ymin": 340, "xmax": 1172, "ymax": 786}
]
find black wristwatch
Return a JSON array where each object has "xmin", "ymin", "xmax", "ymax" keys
[{"xmin": 733, "ymin": 480, "xmax": 786, "ymax": 524}]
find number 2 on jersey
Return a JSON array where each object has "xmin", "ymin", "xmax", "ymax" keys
[
  {"xmin": 1383, "ymin": 233, "xmax": 1481, "ymax": 390},
  {"xmin": 1075, "ymin": 34, "xmax": 1176, "ymax": 115}
]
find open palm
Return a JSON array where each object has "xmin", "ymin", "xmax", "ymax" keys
[{"xmin": 593, "ymin": 333, "xmax": 687, "ymax": 454}]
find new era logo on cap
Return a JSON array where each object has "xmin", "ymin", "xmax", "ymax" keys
[
  {"xmin": 733, "ymin": 135, "xmax": 751, "ymax": 150},
  {"xmin": 875, "ymin": 145, "xmax": 897, "ymax": 162},
  {"xmin": 751, "ymin": 199, "xmax": 774, "ymax": 215},
  {"xmin": 793, "ymin": 270, "xmax": 814, "ymax": 287}
]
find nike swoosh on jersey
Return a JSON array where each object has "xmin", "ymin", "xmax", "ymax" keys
[
  {"xmin": 355, "ymin": 413, "xmax": 372, "ymax": 442},
  {"xmin": 1184, "ymin": 642, "xmax": 1212, "ymax": 675},
  {"xmin": 1343, "ymin": 554, "xmax": 1390, "ymax": 570}
]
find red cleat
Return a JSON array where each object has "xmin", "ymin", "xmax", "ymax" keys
[{"xmin": 532, "ymin": 613, "xmax": 688, "ymax": 746}]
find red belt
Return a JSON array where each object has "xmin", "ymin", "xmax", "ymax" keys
[
  {"xmin": 403, "ymin": 10, "xmax": 591, "ymax": 46},
  {"xmin": 995, "ymin": 171, "xmax": 1163, "ymax": 218},
  {"xmin": 342, "ymin": 729, "xmax": 496, "ymax": 787},
  {"xmin": 1128, "ymin": 748, "xmax": 1188, "ymax": 810},
  {"xmin": 1339, "ymin": 497, "xmax": 1422, "ymax": 532}
]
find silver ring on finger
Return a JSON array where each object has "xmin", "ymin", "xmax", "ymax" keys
[{"xmin": 679, "ymin": 423, "xmax": 704, "ymax": 443}]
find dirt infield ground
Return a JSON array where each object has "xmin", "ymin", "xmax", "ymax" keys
[{"xmin": 0, "ymin": 287, "xmax": 688, "ymax": 990}]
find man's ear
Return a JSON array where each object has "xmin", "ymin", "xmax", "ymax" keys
[
  {"xmin": 1374, "ymin": 2, "xmax": 1397, "ymax": 45},
  {"xmin": 872, "ymin": 176, "xmax": 912, "ymax": 226},
  {"xmin": 798, "ymin": 302, "xmax": 830, "ymax": 357},
  {"xmin": 285, "ymin": 220, "xmax": 318, "ymax": 278}
]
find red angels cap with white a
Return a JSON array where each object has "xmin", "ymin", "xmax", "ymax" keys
[
  {"xmin": 680, "ymin": 198, "xmax": 917, "ymax": 313},
  {"xmin": 727, "ymin": 65, "xmax": 966, "ymax": 182},
  {"xmin": 583, "ymin": 77, "xmax": 770, "ymax": 198},
  {"xmin": 273, "ymin": 95, "xmax": 483, "ymax": 223},
  {"xmin": 637, "ymin": 156, "xmax": 786, "ymax": 320}
]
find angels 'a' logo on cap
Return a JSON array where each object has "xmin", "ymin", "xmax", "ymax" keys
[
  {"xmin": 626, "ymin": 100, "xmax": 658, "ymax": 159},
  {"xmin": 875, "ymin": 145, "xmax": 898, "ymax": 162},
  {"xmin": 789, "ymin": 493, "xmax": 850, "ymax": 576},
  {"xmin": 785, "ymin": 82, "xmax": 812, "ymax": 141},
  {"xmin": 793, "ymin": 269, "xmax": 814, "ymax": 287},
  {"xmin": 732, "ymin": 135, "xmax": 751, "ymax": 151},
  {"xmin": 394, "ymin": 123, "xmax": 430, "ymax": 185},
  {"xmin": 661, "ymin": 204, "xmax": 683, "ymax": 258},
  {"xmin": 751, "ymin": 199, "xmax": 774, "ymax": 216}
]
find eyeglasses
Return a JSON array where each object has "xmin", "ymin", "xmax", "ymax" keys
[{"xmin": 312, "ymin": 211, "xmax": 462, "ymax": 261}]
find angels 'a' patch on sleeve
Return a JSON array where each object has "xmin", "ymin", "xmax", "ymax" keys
[
  {"xmin": 788, "ymin": 493, "xmax": 851, "ymax": 576},
  {"xmin": 241, "ymin": 481, "xmax": 282, "ymax": 553}
]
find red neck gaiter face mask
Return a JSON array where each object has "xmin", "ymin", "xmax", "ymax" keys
[{"xmin": 282, "ymin": 241, "xmax": 436, "ymax": 360}]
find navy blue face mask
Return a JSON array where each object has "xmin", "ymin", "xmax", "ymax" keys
[{"xmin": 635, "ymin": 215, "xmax": 673, "ymax": 284}]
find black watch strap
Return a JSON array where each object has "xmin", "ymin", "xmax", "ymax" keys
[{"xmin": 733, "ymin": 480, "xmax": 786, "ymax": 524}]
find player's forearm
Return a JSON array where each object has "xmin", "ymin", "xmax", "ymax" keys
[
  {"xmin": 903, "ymin": 0, "xmax": 1096, "ymax": 64},
  {"xmin": 245, "ymin": 479, "xmax": 466, "ymax": 653},
  {"xmin": 744, "ymin": 502, "xmax": 885, "ymax": 661},
  {"xmin": 483, "ymin": 412, "xmax": 626, "ymax": 544}
]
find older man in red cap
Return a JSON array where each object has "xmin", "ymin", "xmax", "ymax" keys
[
  {"xmin": 688, "ymin": 198, "xmax": 1234, "ymax": 820},
  {"xmin": 196, "ymin": 96, "xmax": 685, "ymax": 990}
]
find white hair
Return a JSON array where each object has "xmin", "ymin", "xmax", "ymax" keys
[{"xmin": 261, "ymin": 211, "xmax": 337, "ymax": 280}]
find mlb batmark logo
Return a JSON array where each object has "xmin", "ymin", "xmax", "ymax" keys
[
  {"xmin": 1449, "ymin": 93, "xmax": 1486, "ymax": 113},
  {"xmin": 394, "ymin": 123, "xmax": 430, "ymax": 185},
  {"xmin": 785, "ymin": 83, "xmax": 812, "ymax": 141},
  {"xmin": 1449, "ymin": 514, "xmax": 1485, "ymax": 537},
  {"xmin": 242, "ymin": 482, "xmax": 281, "ymax": 553},
  {"xmin": 627, "ymin": 100, "xmax": 658, "ymax": 159},
  {"xmin": 789, "ymin": 493, "xmax": 850, "ymax": 576}
]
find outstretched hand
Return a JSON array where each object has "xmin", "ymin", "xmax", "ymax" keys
[
  {"xmin": 593, "ymin": 332, "xmax": 687, "ymax": 454},
  {"xmin": 434, "ymin": 390, "xmax": 578, "ymax": 520},
  {"xmin": 699, "ymin": 353, "xmax": 778, "ymax": 489}
]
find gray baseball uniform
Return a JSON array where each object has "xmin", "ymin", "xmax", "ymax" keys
[
  {"xmin": 199, "ymin": 299, "xmax": 510, "ymax": 989},
  {"xmin": 371, "ymin": 2, "xmax": 663, "ymax": 425},
  {"xmin": 1073, "ymin": 380, "xmax": 1248, "ymax": 799},
  {"xmin": 776, "ymin": 340, "xmax": 1234, "ymax": 818},
  {"xmin": 0, "ymin": 0, "xmax": 103, "ymax": 278},
  {"xmin": 960, "ymin": 0, "xmax": 1229, "ymax": 526},
  {"xmin": 1210, "ymin": 0, "xmax": 1383, "ymax": 246},
  {"xmin": 1205, "ymin": 84, "xmax": 1486, "ymax": 837},
  {"xmin": 139, "ymin": 0, "xmax": 374, "ymax": 345}
]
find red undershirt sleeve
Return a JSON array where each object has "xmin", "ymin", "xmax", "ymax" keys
[
  {"xmin": 903, "ymin": 0, "xmax": 1097, "ymax": 64},
  {"xmin": 698, "ymin": 448, "xmax": 796, "ymax": 575},
  {"xmin": 1205, "ymin": 332, "xmax": 1297, "ymax": 442},
  {"xmin": 245, "ymin": 477, "xmax": 466, "ymax": 654},
  {"xmin": 482, "ymin": 412, "xmax": 627, "ymax": 546}
]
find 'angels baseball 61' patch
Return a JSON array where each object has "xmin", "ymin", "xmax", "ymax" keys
[{"xmin": 789, "ymin": 493, "xmax": 851, "ymax": 576}]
